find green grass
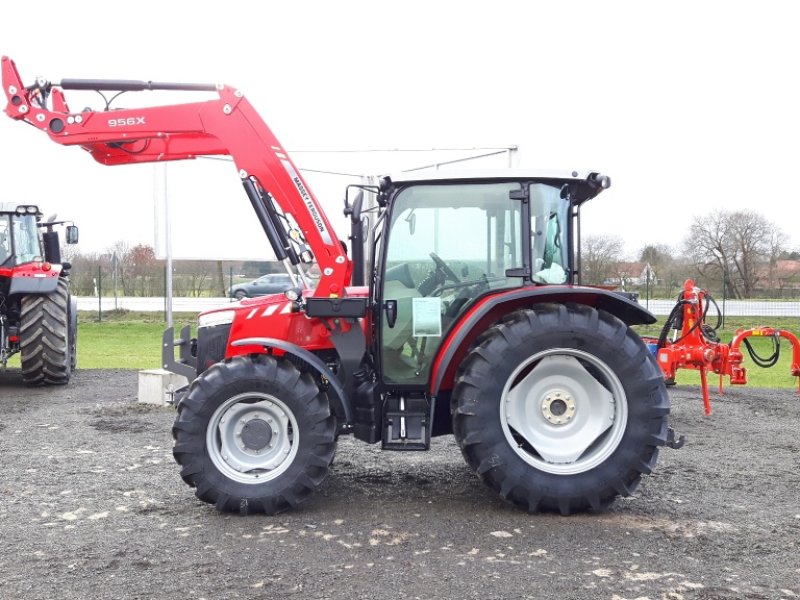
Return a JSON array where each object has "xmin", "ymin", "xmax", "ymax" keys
[
  {"xmin": 5, "ymin": 310, "xmax": 197, "ymax": 371},
  {"xmin": 77, "ymin": 310, "xmax": 197, "ymax": 369},
  {"xmin": 5, "ymin": 311, "xmax": 799, "ymax": 389}
]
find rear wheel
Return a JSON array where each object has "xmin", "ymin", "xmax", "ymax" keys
[
  {"xmin": 20, "ymin": 277, "xmax": 72, "ymax": 385},
  {"xmin": 172, "ymin": 355, "xmax": 336, "ymax": 515},
  {"xmin": 234, "ymin": 290, "xmax": 247, "ymax": 300},
  {"xmin": 452, "ymin": 304, "xmax": 669, "ymax": 515}
]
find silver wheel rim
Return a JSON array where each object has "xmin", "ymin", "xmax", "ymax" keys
[
  {"xmin": 500, "ymin": 348, "xmax": 628, "ymax": 475},
  {"xmin": 206, "ymin": 392, "xmax": 299, "ymax": 484}
]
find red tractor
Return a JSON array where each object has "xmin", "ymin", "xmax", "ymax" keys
[
  {"xmin": 0, "ymin": 202, "xmax": 78, "ymax": 384},
  {"xmin": 2, "ymin": 56, "xmax": 680, "ymax": 515}
]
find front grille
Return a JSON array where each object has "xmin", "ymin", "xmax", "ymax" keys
[{"xmin": 197, "ymin": 323, "xmax": 231, "ymax": 373}]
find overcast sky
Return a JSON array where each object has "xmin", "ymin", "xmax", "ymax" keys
[{"xmin": 1, "ymin": 1, "xmax": 798, "ymax": 261}]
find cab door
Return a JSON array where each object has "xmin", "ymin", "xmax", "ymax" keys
[{"xmin": 378, "ymin": 182, "xmax": 524, "ymax": 385}]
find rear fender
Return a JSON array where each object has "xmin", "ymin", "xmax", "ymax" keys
[
  {"xmin": 430, "ymin": 286, "xmax": 655, "ymax": 396},
  {"xmin": 5, "ymin": 264, "xmax": 63, "ymax": 296}
]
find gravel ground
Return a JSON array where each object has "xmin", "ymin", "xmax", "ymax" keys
[{"xmin": 1, "ymin": 369, "xmax": 799, "ymax": 600}]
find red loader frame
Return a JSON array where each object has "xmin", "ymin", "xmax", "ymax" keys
[{"xmin": 1, "ymin": 56, "xmax": 352, "ymax": 300}]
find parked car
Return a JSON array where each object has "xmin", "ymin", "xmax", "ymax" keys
[{"xmin": 228, "ymin": 273, "xmax": 294, "ymax": 300}]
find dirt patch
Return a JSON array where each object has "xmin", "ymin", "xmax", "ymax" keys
[
  {"xmin": 1, "ymin": 370, "xmax": 799, "ymax": 600},
  {"xmin": 88, "ymin": 402, "xmax": 168, "ymax": 434}
]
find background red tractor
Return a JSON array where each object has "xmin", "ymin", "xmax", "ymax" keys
[{"xmin": 0, "ymin": 202, "xmax": 78, "ymax": 384}]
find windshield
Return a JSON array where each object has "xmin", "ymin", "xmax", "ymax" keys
[
  {"xmin": 384, "ymin": 182, "xmax": 524, "ymax": 290},
  {"xmin": 0, "ymin": 216, "xmax": 10, "ymax": 266},
  {"xmin": 9, "ymin": 214, "xmax": 42, "ymax": 265}
]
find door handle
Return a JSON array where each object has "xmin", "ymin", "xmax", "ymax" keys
[{"xmin": 384, "ymin": 300, "xmax": 397, "ymax": 328}]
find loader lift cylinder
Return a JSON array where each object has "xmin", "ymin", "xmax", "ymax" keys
[{"xmin": 242, "ymin": 178, "xmax": 289, "ymax": 263}]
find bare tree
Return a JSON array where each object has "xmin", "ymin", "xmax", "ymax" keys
[
  {"xmin": 178, "ymin": 260, "xmax": 212, "ymax": 297},
  {"xmin": 105, "ymin": 240, "xmax": 132, "ymax": 295},
  {"xmin": 215, "ymin": 260, "xmax": 226, "ymax": 297},
  {"xmin": 129, "ymin": 244, "xmax": 160, "ymax": 296},
  {"xmin": 581, "ymin": 234, "xmax": 624, "ymax": 285},
  {"xmin": 65, "ymin": 249, "xmax": 103, "ymax": 296},
  {"xmin": 638, "ymin": 244, "xmax": 682, "ymax": 297},
  {"xmin": 685, "ymin": 210, "xmax": 786, "ymax": 298}
]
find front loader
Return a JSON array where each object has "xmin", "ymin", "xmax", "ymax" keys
[{"xmin": 2, "ymin": 56, "xmax": 677, "ymax": 515}]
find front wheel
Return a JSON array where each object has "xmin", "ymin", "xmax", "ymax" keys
[
  {"xmin": 172, "ymin": 355, "xmax": 337, "ymax": 515},
  {"xmin": 452, "ymin": 304, "xmax": 669, "ymax": 515}
]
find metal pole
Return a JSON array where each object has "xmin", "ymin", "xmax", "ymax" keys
[
  {"xmin": 507, "ymin": 146, "xmax": 519, "ymax": 168},
  {"xmin": 112, "ymin": 251, "xmax": 118, "ymax": 310},
  {"xmin": 722, "ymin": 267, "xmax": 727, "ymax": 328},
  {"xmin": 97, "ymin": 265, "xmax": 102, "ymax": 322},
  {"xmin": 163, "ymin": 164, "xmax": 174, "ymax": 328}
]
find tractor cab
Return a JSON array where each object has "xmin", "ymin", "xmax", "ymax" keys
[
  {"xmin": 0, "ymin": 203, "xmax": 79, "ymax": 268},
  {"xmin": 369, "ymin": 170, "xmax": 609, "ymax": 385}
]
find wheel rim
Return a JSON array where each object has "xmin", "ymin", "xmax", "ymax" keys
[
  {"xmin": 206, "ymin": 392, "xmax": 299, "ymax": 484},
  {"xmin": 500, "ymin": 348, "xmax": 628, "ymax": 475}
]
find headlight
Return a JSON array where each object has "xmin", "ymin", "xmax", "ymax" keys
[{"xmin": 198, "ymin": 310, "xmax": 235, "ymax": 328}]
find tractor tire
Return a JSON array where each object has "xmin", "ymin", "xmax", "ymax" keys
[
  {"xmin": 68, "ymin": 293, "xmax": 78, "ymax": 372},
  {"xmin": 452, "ymin": 304, "xmax": 669, "ymax": 515},
  {"xmin": 172, "ymin": 355, "xmax": 337, "ymax": 515},
  {"xmin": 19, "ymin": 277, "xmax": 72, "ymax": 385}
]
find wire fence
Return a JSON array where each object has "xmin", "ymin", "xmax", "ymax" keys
[
  {"xmin": 634, "ymin": 278, "xmax": 800, "ymax": 324},
  {"xmin": 69, "ymin": 262, "xmax": 275, "ymax": 301},
  {"xmin": 70, "ymin": 263, "xmax": 800, "ymax": 326}
]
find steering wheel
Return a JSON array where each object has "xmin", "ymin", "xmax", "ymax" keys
[{"xmin": 430, "ymin": 252, "xmax": 460, "ymax": 283}]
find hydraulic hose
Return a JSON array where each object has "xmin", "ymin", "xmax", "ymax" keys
[
  {"xmin": 742, "ymin": 337, "xmax": 781, "ymax": 368},
  {"xmin": 658, "ymin": 289, "xmax": 722, "ymax": 348}
]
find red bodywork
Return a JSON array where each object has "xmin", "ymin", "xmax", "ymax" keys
[
  {"xmin": 654, "ymin": 279, "xmax": 800, "ymax": 415},
  {"xmin": 0, "ymin": 260, "xmax": 62, "ymax": 283},
  {"xmin": 218, "ymin": 286, "xmax": 370, "ymax": 359}
]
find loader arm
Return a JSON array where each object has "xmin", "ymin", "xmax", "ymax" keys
[{"xmin": 1, "ymin": 56, "xmax": 352, "ymax": 300}]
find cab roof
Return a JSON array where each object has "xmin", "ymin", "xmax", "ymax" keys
[{"xmin": 385, "ymin": 169, "xmax": 610, "ymax": 205}]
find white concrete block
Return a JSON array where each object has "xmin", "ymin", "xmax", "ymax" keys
[{"xmin": 138, "ymin": 368, "xmax": 189, "ymax": 406}]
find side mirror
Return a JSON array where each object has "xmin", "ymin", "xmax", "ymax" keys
[
  {"xmin": 65, "ymin": 225, "xmax": 79, "ymax": 245},
  {"xmin": 351, "ymin": 190, "xmax": 363, "ymax": 223}
]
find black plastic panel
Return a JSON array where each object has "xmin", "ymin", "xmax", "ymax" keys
[{"xmin": 305, "ymin": 297, "xmax": 368, "ymax": 318}]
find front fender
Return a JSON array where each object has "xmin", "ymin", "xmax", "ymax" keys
[
  {"xmin": 233, "ymin": 337, "xmax": 353, "ymax": 424},
  {"xmin": 430, "ymin": 286, "xmax": 655, "ymax": 396}
]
